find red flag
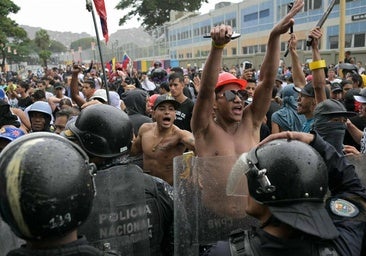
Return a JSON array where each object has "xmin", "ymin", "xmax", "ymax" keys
[{"xmin": 93, "ymin": 0, "xmax": 109, "ymax": 43}]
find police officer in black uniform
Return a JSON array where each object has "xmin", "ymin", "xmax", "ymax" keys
[
  {"xmin": 203, "ymin": 131, "xmax": 366, "ymax": 256},
  {"xmin": 63, "ymin": 104, "xmax": 174, "ymax": 256},
  {"xmin": 0, "ymin": 132, "xmax": 109, "ymax": 256}
]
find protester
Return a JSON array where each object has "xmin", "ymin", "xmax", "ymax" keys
[
  {"xmin": 53, "ymin": 108, "xmax": 75, "ymax": 134},
  {"xmin": 70, "ymin": 65, "xmax": 97, "ymax": 108},
  {"xmin": 192, "ymin": 0, "xmax": 304, "ymax": 156},
  {"xmin": 168, "ymin": 72, "xmax": 194, "ymax": 132},
  {"xmin": 121, "ymin": 88, "xmax": 153, "ymax": 136},
  {"xmin": 346, "ymin": 88, "xmax": 366, "ymax": 153},
  {"xmin": 313, "ymin": 99, "xmax": 357, "ymax": 154},
  {"xmin": 130, "ymin": 94, "xmax": 195, "ymax": 185},
  {"xmin": 182, "ymin": 0, "xmax": 305, "ymax": 252},
  {"xmin": 271, "ymin": 84, "xmax": 305, "ymax": 133}
]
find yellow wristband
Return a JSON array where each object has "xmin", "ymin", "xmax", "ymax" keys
[
  {"xmin": 212, "ymin": 41, "xmax": 226, "ymax": 49},
  {"xmin": 309, "ymin": 60, "xmax": 326, "ymax": 70}
]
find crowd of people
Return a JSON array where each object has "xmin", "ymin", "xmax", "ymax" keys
[{"xmin": 0, "ymin": 0, "xmax": 365, "ymax": 255}]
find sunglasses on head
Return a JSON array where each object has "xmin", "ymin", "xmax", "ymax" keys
[{"xmin": 217, "ymin": 90, "xmax": 248, "ymax": 102}]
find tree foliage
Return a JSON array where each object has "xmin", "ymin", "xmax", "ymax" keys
[
  {"xmin": 34, "ymin": 29, "xmax": 52, "ymax": 67},
  {"xmin": 70, "ymin": 37, "xmax": 96, "ymax": 51},
  {"xmin": 49, "ymin": 40, "xmax": 67, "ymax": 53},
  {"xmin": 0, "ymin": 0, "xmax": 28, "ymax": 71},
  {"xmin": 115, "ymin": 0, "xmax": 207, "ymax": 30}
]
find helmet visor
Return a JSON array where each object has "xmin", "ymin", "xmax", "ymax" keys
[{"xmin": 226, "ymin": 153, "xmax": 250, "ymax": 196}]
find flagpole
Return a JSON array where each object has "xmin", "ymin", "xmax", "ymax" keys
[{"xmin": 86, "ymin": 0, "xmax": 110, "ymax": 104}]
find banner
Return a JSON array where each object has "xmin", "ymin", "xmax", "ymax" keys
[
  {"xmin": 93, "ymin": 0, "xmax": 109, "ymax": 43},
  {"xmin": 112, "ymin": 57, "xmax": 116, "ymax": 72}
]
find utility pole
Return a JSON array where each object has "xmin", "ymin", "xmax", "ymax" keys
[{"xmin": 339, "ymin": 0, "xmax": 346, "ymax": 64}]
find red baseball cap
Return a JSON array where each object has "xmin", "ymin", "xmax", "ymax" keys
[{"xmin": 215, "ymin": 72, "xmax": 247, "ymax": 91}]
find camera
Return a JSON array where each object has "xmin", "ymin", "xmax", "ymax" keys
[{"xmin": 244, "ymin": 62, "xmax": 252, "ymax": 70}]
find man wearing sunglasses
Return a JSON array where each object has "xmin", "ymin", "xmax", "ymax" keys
[
  {"xmin": 183, "ymin": 0, "xmax": 305, "ymax": 252},
  {"xmin": 192, "ymin": 11, "xmax": 302, "ymax": 157}
]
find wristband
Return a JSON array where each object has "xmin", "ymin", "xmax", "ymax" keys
[
  {"xmin": 212, "ymin": 41, "xmax": 226, "ymax": 49},
  {"xmin": 309, "ymin": 60, "xmax": 326, "ymax": 70}
]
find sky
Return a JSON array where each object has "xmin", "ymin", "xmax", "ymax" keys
[{"xmin": 10, "ymin": 0, "xmax": 241, "ymax": 35}]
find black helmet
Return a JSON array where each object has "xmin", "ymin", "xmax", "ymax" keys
[
  {"xmin": 246, "ymin": 139, "xmax": 327, "ymax": 204},
  {"xmin": 153, "ymin": 61, "xmax": 162, "ymax": 68},
  {"xmin": 0, "ymin": 132, "xmax": 96, "ymax": 240},
  {"xmin": 230, "ymin": 139, "xmax": 338, "ymax": 239},
  {"xmin": 68, "ymin": 104, "xmax": 133, "ymax": 158}
]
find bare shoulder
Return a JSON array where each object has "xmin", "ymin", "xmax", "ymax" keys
[
  {"xmin": 139, "ymin": 122, "xmax": 155, "ymax": 133},
  {"xmin": 173, "ymin": 125, "xmax": 192, "ymax": 136}
]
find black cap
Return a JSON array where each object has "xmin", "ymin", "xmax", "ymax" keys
[
  {"xmin": 54, "ymin": 82, "xmax": 64, "ymax": 89},
  {"xmin": 294, "ymin": 82, "xmax": 315, "ymax": 97},
  {"xmin": 153, "ymin": 95, "xmax": 180, "ymax": 110},
  {"xmin": 314, "ymin": 99, "xmax": 357, "ymax": 118},
  {"xmin": 294, "ymin": 82, "xmax": 330, "ymax": 98},
  {"xmin": 330, "ymin": 82, "xmax": 342, "ymax": 93}
]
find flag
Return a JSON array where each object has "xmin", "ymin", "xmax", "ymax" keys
[
  {"xmin": 93, "ymin": 0, "xmax": 109, "ymax": 43},
  {"xmin": 112, "ymin": 57, "xmax": 116, "ymax": 72},
  {"xmin": 122, "ymin": 53, "xmax": 131, "ymax": 69}
]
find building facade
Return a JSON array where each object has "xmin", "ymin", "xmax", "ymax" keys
[{"xmin": 165, "ymin": 0, "xmax": 366, "ymax": 69}]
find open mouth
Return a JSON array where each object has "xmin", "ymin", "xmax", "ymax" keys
[
  {"xmin": 162, "ymin": 116, "xmax": 172, "ymax": 124},
  {"xmin": 232, "ymin": 105, "xmax": 243, "ymax": 115}
]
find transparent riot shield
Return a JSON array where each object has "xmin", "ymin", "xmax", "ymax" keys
[
  {"xmin": 79, "ymin": 165, "xmax": 150, "ymax": 256},
  {"xmin": 0, "ymin": 218, "xmax": 24, "ymax": 256},
  {"xmin": 174, "ymin": 153, "xmax": 259, "ymax": 256},
  {"xmin": 347, "ymin": 154, "xmax": 366, "ymax": 186}
]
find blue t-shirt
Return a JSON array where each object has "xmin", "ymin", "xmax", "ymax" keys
[{"xmin": 302, "ymin": 118, "xmax": 314, "ymax": 133}]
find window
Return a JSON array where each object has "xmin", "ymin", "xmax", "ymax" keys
[
  {"xmin": 231, "ymin": 47, "xmax": 237, "ymax": 55},
  {"xmin": 259, "ymin": 9, "xmax": 269, "ymax": 18},
  {"xmin": 304, "ymin": 0, "xmax": 322, "ymax": 11},
  {"xmin": 345, "ymin": 34, "xmax": 352, "ymax": 48},
  {"xmin": 244, "ymin": 12, "xmax": 258, "ymax": 22},
  {"xmin": 329, "ymin": 35, "xmax": 339, "ymax": 49},
  {"xmin": 354, "ymin": 33, "xmax": 365, "ymax": 47},
  {"xmin": 260, "ymin": 44, "xmax": 266, "ymax": 53}
]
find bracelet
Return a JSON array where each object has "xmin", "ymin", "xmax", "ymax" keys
[
  {"xmin": 212, "ymin": 41, "xmax": 226, "ymax": 49},
  {"xmin": 309, "ymin": 60, "xmax": 326, "ymax": 70}
]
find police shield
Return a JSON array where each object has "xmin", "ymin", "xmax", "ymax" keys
[
  {"xmin": 173, "ymin": 153, "xmax": 258, "ymax": 255},
  {"xmin": 0, "ymin": 218, "xmax": 24, "ymax": 255},
  {"xmin": 78, "ymin": 164, "xmax": 150, "ymax": 256}
]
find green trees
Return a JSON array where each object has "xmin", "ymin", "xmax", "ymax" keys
[
  {"xmin": 34, "ymin": 29, "xmax": 52, "ymax": 67},
  {"xmin": 115, "ymin": 0, "xmax": 207, "ymax": 30},
  {"xmin": 0, "ymin": 0, "xmax": 28, "ymax": 71}
]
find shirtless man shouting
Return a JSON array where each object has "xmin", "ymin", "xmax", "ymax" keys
[{"xmin": 130, "ymin": 94, "xmax": 195, "ymax": 185}]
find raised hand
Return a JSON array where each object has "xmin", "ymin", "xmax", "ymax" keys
[{"xmin": 272, "ymin": 0, "xmax": 304, "ymax": 35}]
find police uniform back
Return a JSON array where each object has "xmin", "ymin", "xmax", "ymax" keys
[
  {"xmin": 63, "ymin": 104, "xmax": 174, "ymax": 256},
  {"xmin": 0, "ymin": 133, "xmax": 110, "ymax": 256}
]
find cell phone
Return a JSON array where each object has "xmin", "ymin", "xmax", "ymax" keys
[{"xmin": 244, "ymin": 62, "xmax": 252, "ymax": 70}]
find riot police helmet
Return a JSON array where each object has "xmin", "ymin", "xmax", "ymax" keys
[
  {"xmin": 68, "ymin": 104, "xmax": 133, "ymax": 158},
  {"xmin": 0, "ymin": 132, "xmax": 96, "ymax": 240},
  {"xmin": 228, "ymin": 138, "xmax": 339, "ymax": 239},
  {"xmin": 27, "ymin": 101, "xmax": 53, "ymax": 120}
]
